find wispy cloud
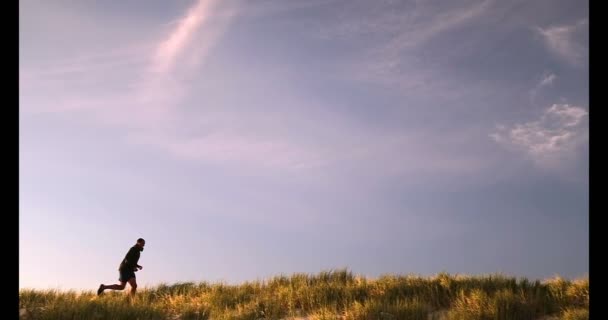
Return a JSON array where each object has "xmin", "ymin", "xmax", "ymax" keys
[
  {"xmin": 20, "ymin": 0, "xmax": 231, "ymax": 115},
  {"xmin": 128, "ymin": 0, "xmax": 235, "ymax": 123},
  {"xmin": 319, "ymin": 0, "xmax": 491, "ymax": 41},
  {"xmin": 537, "ymin": 19, "xmax": 588, "ymax": 67},
  {"xmin": 21, "ymin": 0, "xmax": 585, "ymax": 178},
  {"xmin": 382, "ymin": 0, "xmax": 492, "ymax": 55},
  {"xmin": 127, "ymin": 131, "xmax": 328, "ymax": 172},
  {"xmin": 239, "ymin": 0, "xmax": 338, "ymax": 18},
  {"xmin": 529, "ymin": 72, "xmax": 557, "ymax": 105},
  {"xmin": 20, "ymin": 43, "xmax": 152, "ymax": 77},
  {"xmin": 22, "ymin": 0, "xmax": 248, "ymax": 160},
  {"xmin": 491, "ymin": 104, "xmax": 588, "ymax": 168},
  {"xmin": 152, "ymin": 0, "xmax": 221, "ymax": 74},
  {"xmin": 328, "ymin": 0, "xmax": 494, "ymax": 97}
]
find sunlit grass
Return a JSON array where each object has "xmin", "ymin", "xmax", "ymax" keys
[{"xmin": 19, "ymin": 269, "xmax": 588, "ymax": 319}]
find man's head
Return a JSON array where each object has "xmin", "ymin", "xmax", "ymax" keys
[{"xmin": 136, "ymin": 238, "xmax": 146, "ymax": 250}]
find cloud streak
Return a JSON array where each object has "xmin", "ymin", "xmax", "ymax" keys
[
  {"xmin": 20, "ymin": 0, "xmax": 233, "ymax": 117},
  {"xmin": 21, "ymin": 0, "xmax": 587, "ymax": 178},
  {"xmin": 529, "ymin": 71, "xmax": 557, "ymax": 105},
  {"xmin": 382, "ymin": 0, "xmax": 492, "ymax": 54},
  {"xmin": 22, "ymin": 0, "xmax": 243, "ymax": 157},
  {"xmin": 325, "ymin": 0, "xmax": 495, "ymax": 99},
  {"xmin": 152, "ymin": 0, "xmax": 220, "ymax": 74},
  {"xmin": 128, "ymin": 131, "xmax": 329, "ymax": 172},
  {"xmin": 130, "ymin": 0, "xmax": 235, "ymax": 120}
]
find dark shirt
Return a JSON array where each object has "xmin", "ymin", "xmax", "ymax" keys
[{"xmin": 119, "ymin": 246, "xmax": 141, "ymax": 271}]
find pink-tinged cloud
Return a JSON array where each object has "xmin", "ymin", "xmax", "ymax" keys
[
  {"xmin": 152, "ymin": 0, "xmax": 220, "ymax": 74},
  {"xmin": 127, "ymin": 0, "xmax": 235, "ymax": 125},
  {"xmin": 20, "ymin": 0, "xmax": 234, "ymax": 118}
]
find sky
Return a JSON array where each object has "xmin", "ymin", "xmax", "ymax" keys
[{"xmin": 19, "ymin": 0, "xmax": 588, "ymax": 290}]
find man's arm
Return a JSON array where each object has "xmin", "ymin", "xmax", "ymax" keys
[{"xmin": 124, "ymin": 247, "xmax": 140, "ymax": 269}]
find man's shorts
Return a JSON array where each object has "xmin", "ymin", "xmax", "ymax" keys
[{"xmin": 119, "ymin": 269, "xmax": 136, "ymax": 282}]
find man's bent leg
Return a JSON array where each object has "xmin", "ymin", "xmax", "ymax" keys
[
  {"xmin": 128, "ymin": 278, "xmax": 138, "ymax": 296},
  {"xmin": 104, "ymin": 282, "xmax": 127, "ymax": 291}
]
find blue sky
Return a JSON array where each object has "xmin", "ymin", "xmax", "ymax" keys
[{"xmin": 20, "ymin": 0, "xmax": 588, "ymax": 290}]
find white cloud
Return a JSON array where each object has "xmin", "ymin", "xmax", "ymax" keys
[
  {"xmin": 537, "ymin": 19, "xmax": 588, "ymax": 66},
  {"xmin": 539, "ymin": 73, "xmax": 556, "ymax": 87},
  {"xmin": 491, "ymin": 104, "xmax": 588, "ymax": 167}
]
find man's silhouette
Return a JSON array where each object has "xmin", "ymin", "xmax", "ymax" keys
[{"xmin": 97, "ymin": 238, "xmax": 145, "ymax": 296}]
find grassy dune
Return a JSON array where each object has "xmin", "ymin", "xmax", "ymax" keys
[{"xmin": 19, "ymin": 269, "xmax": 588, "ymax": 320}]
